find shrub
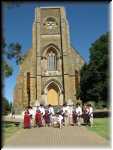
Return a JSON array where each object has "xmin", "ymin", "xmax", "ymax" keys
[
  {"xmin": 95, "ymin": 100, "xmax": 107, "ymax": 109},
  {"xmin": 2, "ymin": 97, "xmax": 11, "ymax": 115}
]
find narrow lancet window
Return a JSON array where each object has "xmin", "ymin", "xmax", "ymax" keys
[{"xmin": 48, "ymin": 51, "xmax": 57, "ymax": 71}]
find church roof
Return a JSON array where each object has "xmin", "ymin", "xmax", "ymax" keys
[{"xmin": 71, "ymin": 45, "xmax": 86, "ymax": 64}]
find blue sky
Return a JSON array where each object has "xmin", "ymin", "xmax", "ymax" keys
[{"xmin": 2, "ymin": 2, "xmax": 109, "ymax": 103}]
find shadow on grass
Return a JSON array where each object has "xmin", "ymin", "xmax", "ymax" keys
[{"xmin": 3, "ymin": 123, "xmax": 14, "ymax": 128}]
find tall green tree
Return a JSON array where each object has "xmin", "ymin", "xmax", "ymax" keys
[
  {"xmin": 2, "ymin": 39, "xmax": 24, "ymax": 113},
  {"xmin": 2, "ymin": 39, "xmax": 12, "ymax": 78},
  {"xmin": 2, "ymin": 39, "xmax": 24, "ymax": 78},
  {"xmin": 79, "ymin": 32, "xmax": 109, "ymax": 106}
]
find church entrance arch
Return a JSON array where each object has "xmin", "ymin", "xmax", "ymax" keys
[
  {"xmin": 47, "ymin": 84, "xmax": 59, "ymax": 105},
  {"xmin": 44, "ymin": 80, "xmax": 63, "ymax": 106}
]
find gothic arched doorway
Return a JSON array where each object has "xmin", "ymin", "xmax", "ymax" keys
[
  {"xmin": 47, "ymin": 82, "xmax": 59, "ymax": 105},
  {"xmin": 43, "ymin": 80, "xmax": 64, "ymax": 106}
]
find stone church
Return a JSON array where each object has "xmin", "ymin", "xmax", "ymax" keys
[{"xmin": 13, "ymin": 7, "xmax": 85, "ymax": 112}]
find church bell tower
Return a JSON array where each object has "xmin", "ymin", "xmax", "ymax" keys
[{"xmin": 32, "ymin": 7, "xmax": 71, "ymax": 105}]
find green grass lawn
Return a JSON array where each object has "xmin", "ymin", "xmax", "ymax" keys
[
  {"xmin": 2, "ymin": 122, "xmax": 22, "ymax": 142},
  {"xmin": 87, "ymin": 118, "xmax": 111, "ymax": 140}
]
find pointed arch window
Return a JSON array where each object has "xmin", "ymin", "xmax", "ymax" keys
[{"xmin": 48, "ymin": 51, "xmax": 57, "ymax": 71}]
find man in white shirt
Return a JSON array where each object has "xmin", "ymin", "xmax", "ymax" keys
[
  {"xmin": 38, "ymin": 104, "xmax": 45, "ymax": 126},
  {"xmin": 62, "ymin": 103, "xmax": 70, "ymax": 126},
  {"xmin": 48, "ymin": 104, "xmax": 55, "ymax": 126},
  {"xmin": 62, "ymin": 103, "xmax": 70, "ymax": 115},
  {"xmin": 39, "ymin": 104, "xmax": 45, "ymax": 116},
  {"xmin": 68, "ymin": 105, "xmax": 74, "ymax": 125},
  {"xmin": 48, "ymin": 104, "xmax": 54, "ymax": 115},
  {"xmin": 75, "ymin": 103, "xmax": 82, "ymax": 126},
  {"xmin": 88, "ymin": 104, "xmax": 93, "ymax": 127}
]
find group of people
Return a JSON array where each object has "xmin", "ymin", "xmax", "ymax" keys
[{"xmin": 23, "ymin": 103, "xmax": 93, "ymax": 129}]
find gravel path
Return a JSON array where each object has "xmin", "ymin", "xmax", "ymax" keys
[{"xmin": 4, "ymin": 125, "xmax": 110, "ymax": 148}]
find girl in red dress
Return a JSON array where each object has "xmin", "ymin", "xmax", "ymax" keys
[
  {"xmin": 35, "ymin": 110, "xmax": 43, "ymax": 127},
  {"xmin": 23, "ymin": 109, "xmax": 31, "ymax": 128}
]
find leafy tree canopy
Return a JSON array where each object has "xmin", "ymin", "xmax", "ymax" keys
[
  {"xmin": 79, "ymin": 32, "xmax": 109, "ymax": 106},
  {"xmin": 2, "ymin": 38, "xmax": 24, "ymax": 78}
]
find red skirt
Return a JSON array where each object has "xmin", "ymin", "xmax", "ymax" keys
[
  {"xmin": 35, "ymin": 112, "xmax": 43, "ymax": 127},
  {"xmin": 24, "ymin": 114, "xmax": 31, "ymax": 128},
  {"xmin": 44, "ymin": 113, "xmax": 50, "ymax": 124}
]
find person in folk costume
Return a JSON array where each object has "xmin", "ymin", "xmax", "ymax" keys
[
  {"xmin": 72, "ymin": 105, "xmax": 77, "ymax": 125},
  {"xmin": 11, "ymin": 108, "xmax": 15, "ymax": 119},
  {"xmin": 57, "ymin": 111, "xmax": 63, "ymax": 129},
  {"xmin": 88, "ymin": 104, "xmax": 93, "ymax": 127},
  {"xmin": 75, "ymin": 103, "xmax": 82, "ymax": 126},
  {"xmin": 82, "ymin": 103, "xmax": 88, "ymax": 124},
  {"xmin": 83, "ymin": 104, "xmax": 90, "ymax": 125},
  {"xmin": 23, "ymin": 107, "xmax": 31, "ymax": 129},
  {"xmin": 62, "ymin": 103, "xmax": 70, "ymax": 126},
  {"xmin": 61, "ymin": 103, "xmax": 66, "ymax": 126},
  {"xmin": 35, "ymin": 109, "xmax": 43, "ymax": 127},
  {"xmin": 48, "ymin": 104, "xmax": 55, "ymax": 126},
  {"xmin": 34, "ymin": 106, "xmax": 38, "ymax": 127},
  {"xmin": 61, "ymin": 104, "xmax": 65, "ymax": 125},
  {"xmin": 68, "ymin": 105, "xmax": 74, "ymax": 125},
  {"xmin": 44, "ymin": 109, "xmax": 51, "ymax": 126},
  {"xmin": 38, "ymin": 104, "xmax": 45, "ymax": 127},
  {"xmin": 28, "ymin": 106, "xmax": 34, "ymax": 127},
  {"xmin": 32, "ymin": 106, "xmax": 37, "ymax": 127}
]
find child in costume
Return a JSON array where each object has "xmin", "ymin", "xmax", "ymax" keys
[
  {"xmin": 35, "ymin": 109, "xmax": 43, "ymax": 127},
  {"xmin": 23, "ymin": 108, "xmax": 31, "ymax": 129}
]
